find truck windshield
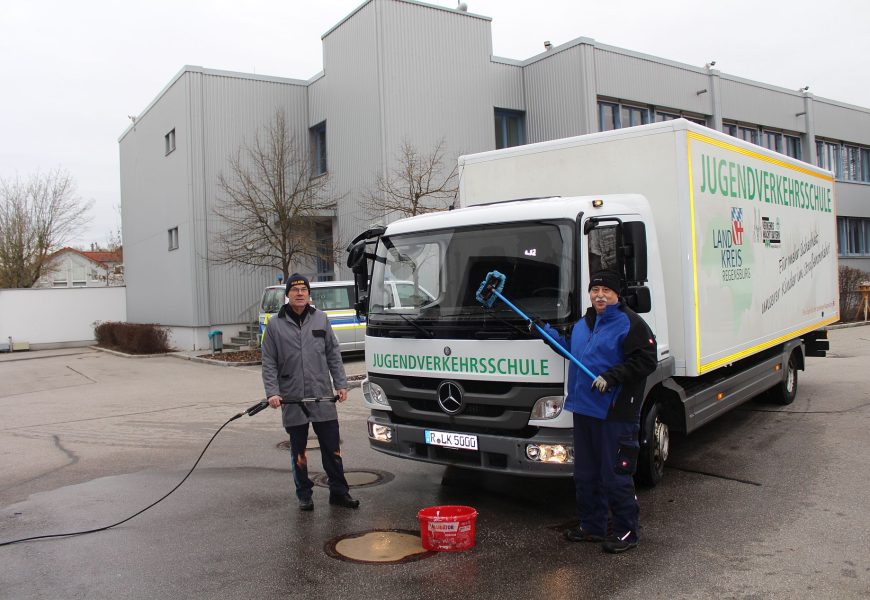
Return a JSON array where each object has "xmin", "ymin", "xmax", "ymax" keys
[{"xmin": 369, "ymin": 220, "xmax": 575, "ymax": 323}]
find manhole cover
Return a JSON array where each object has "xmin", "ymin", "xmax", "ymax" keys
[
  {"xmin": 312, "ymin": 469, "xmax": 394, "ymax": 489},
  {"xmin": 325, "ymin": 530, "xmax": 434, "ymax": 564}
]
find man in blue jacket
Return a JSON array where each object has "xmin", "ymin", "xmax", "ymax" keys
[{"xmin": 543, "ymin": 270, "xmax": 656, "ymax": 553}]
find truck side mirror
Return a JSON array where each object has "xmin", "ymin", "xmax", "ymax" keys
[
  {"xmin": 346, "ymin": 239, "xmax": 370, "ymax": 317},
  {"xmin": 624, "ymin": 285, "xmax": 651, "ymax": 313},
  {"xmin": 622, "ymin": 221, "xmax": 648, "ymax": 283},
  {"xmin": 346, "ymin": 240, "xmax": 369, "ymax": 294}
]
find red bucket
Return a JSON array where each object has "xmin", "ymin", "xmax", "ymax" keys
[{"xmin": 417, "ymin": 505, "xmax": 478, "ymax": 552}]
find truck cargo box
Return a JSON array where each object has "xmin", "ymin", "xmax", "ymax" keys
[{"xmin": 458, "ymin": 120, "xmax": 839, "ymax": 376}]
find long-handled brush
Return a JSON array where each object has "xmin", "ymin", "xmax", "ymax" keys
[{"xmin": 475, "ymin": 270, "xmax": 597, "ymax": 381}]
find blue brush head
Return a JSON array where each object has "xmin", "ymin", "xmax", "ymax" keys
[{"xmin": 475, "ymin": 270, "xmax": 507, "ymax": 308}]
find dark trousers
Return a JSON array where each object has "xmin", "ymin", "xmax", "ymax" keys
[
  {"xmin": 285, "ymin": 420, "xmax": 349, "ymax": 500},
  {"xmin": 572, "ymin": 413, "xmax": 640, "ymax": 540}
]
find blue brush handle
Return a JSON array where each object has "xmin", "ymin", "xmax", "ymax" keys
[{"xmin": 488, "ymin": 288, "xmax": 598, "ymax": 381}]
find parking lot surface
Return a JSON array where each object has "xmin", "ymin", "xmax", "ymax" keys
[{"xmin": 1, "ymin": 327, "xmax": 868, "ymax": 599}]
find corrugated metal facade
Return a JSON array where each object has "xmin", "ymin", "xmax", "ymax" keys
[
  {"xmin": 719, "ymin": 77, "xmax": 806, "ymax": 131},
  {"xmin": 523, "ymin": 46, "xmax": 589, "ymax": 141},
  {"xmin": 595, "ymin": 47, "xmax": 711, "ymax": 115},
  {"xmin": 120, "ymin": 0, "xmax": 870, "ymax": 343},
  {"xmin": 814, "ymin": 98, "xmax": 870, "ymax": 145}
]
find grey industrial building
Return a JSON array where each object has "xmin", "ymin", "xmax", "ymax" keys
[{"xmin": 119, "ymin": 0, "xmax": 870, "ymax": 349}]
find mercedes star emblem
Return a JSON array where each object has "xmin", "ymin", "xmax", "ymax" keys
[{"xmin": 436, "ymin": 381, "xmax": 464, "ymax": 415}]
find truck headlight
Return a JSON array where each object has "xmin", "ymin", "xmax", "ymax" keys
[
  {"xmin": 362, "ymin": 379, "xmax": 390, "ymax": 408},
  {"xmin": 526, "ymin": 444, "xmax": 574, "ymax": 464},
  {"xmin": 530, "ymin": 395, "xmax": 564, "ymax": 420}
]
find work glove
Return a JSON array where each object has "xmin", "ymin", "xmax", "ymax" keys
[{"xmin": 591, "ymin": 375, "xmax": 609, "ymax": 393}]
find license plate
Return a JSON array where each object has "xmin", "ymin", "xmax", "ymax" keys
[{"xmin": 424, "ymin": 430, "xmax": 478, "ymax": 451}]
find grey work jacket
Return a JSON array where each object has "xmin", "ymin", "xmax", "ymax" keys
[{"xmin": 261, "ymin": 304, "xmax": 347, "ymax": 428}]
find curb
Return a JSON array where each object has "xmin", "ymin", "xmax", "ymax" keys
[
  {"xmin": 183, "ymin": 354, "xmax": 262, "ymax": 367},
  {"xmin": 826, "ymin": 321, "xmax": 870, "ymax": 330},
  {"xmin": 91, "ymin": 346, "xmax": 173, "ymax": 359}
]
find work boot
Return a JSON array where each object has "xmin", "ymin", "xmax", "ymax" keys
[
  {"xmin": 328, "ymin": 493, "xmax": 360, "ymax": 509},
  {"xmin": 602, "ymin": 532, "xmax": 638, "ymax": 553},
  {"xmin": 563, "ymin": 526, "xmax": 604, "ymax": 543},
  {"xmin": 298, "ymin": 498, "xmax": 314, "ymax": 511}
]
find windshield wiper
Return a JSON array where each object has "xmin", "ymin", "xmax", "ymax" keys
[{"xmin": 393, "ymin": 312, "xmax": 434, "ymax": 338}]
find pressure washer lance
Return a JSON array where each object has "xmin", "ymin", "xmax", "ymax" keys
[
  {"xmin": 0, "ymin": 396, "xmax": 338, "ymax": 548},
  {"xmin": 475, "ymin": 270, "xmax": 598, "ymax": 381}
]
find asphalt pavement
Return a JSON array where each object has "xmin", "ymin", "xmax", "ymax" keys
[{"xmin": 0, "ymin": 327, "xmax": 868, "ymax": 599}]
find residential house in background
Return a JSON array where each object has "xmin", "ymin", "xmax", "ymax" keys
[{"xmin": 34, "ymin": 246, "xmax": 124, "ymax": 288}]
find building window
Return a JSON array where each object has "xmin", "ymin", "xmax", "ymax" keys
[
  {"xmin": 738, "ymin": 125, "xmax": 758, "ymax": 145},
  {"xmin": 843, "ymin": 145, "xmax": 862, "ymax": 181},
  {"xmin": 862, "ymin": 148, "xmax": 870, "ymax": 182},
  {"xmin": 837, "ymin": 217, "xmax": 870, "ymax": 256},
  {"xmin": 168, "ymin": 227, "xmax": 179, "ymax": 251},
  {"xmin": 310, "ymin": 122, "xmax": 327, "ymax": 176},
  {"xmin": 655, "ymin": 111, "xmax": 678, "ymax": 122},
  {"xmin": 598, "ymin": 102, "xmax": 619, "ymax": 131},
  {"xmin": 723, "ymin": 123, "xmax": 737, "ymax": 137},
  {"xmin": 164, "ymin": 129, "xmax": 176, "ymax": 155},
  {"xmin": 785, "ymin": 135, "xmax": 802, "ymax": 160},
  {"xmin": 817, "ymin": 141, "xmax": 842, "ymax": 178},
  {"xmin": 620, "ymin": 105, "xmax": 649, "ymax": 128},
  {"xmin": 761, "ymin": 130, "xmax": 783, "ymax": 153},
  {"xmin": 598, "ymin": 100, "xmax": 651, "ymax": 131},
  {"xmin": 314, "ymin": 219, "xmax": 334, "ymax": 280},
  {"xmin": 494, "ymin": 109, "xmax": 525, "ymax": 149}
]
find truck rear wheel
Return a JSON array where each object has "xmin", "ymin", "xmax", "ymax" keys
[
  {"xmin": 636, "ymin": 402, "xmax": 668, "ymax": 487},
  {"xmin": 769, "ymin": 352, "xmax": 799, "ymax": 405}
]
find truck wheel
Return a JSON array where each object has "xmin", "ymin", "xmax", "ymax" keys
[
  {"xmin": 635, "ymin": 402, "xmax": 669, "ymax": 487},
  {"xmin": 769, "ymin": 352, "xmax": 799, "ymax": 405}
]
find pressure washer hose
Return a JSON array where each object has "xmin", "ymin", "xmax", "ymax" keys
[{"xmin": 0, "ymin": 397, "xmax": 337, "ymax": 548}]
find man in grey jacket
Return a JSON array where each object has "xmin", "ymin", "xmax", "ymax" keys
[{"xmin": 262, "ymin": 273, "xmax": 358, "ymax": 511}]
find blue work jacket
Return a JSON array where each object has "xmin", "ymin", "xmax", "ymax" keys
[{"xmin": 544, "ymin": 300, "xmax": 656, "ymax": 421}]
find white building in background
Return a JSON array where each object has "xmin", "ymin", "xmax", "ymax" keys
[
  {"xmin": 34, "ymin": 247, "xmax": 124, "ymax": 288},
  {"xmin": 119, "ymin": 0, "xmax": 870, "ymax": 350}
]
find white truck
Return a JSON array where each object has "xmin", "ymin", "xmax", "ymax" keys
[{"xmin": 347, "ymin": 119, "xmax": 837, "ymax": 485}]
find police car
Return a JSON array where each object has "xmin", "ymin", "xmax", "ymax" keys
[{"xmin": 259, "ymin": 280, "xmax": 365, "ymax": 352}]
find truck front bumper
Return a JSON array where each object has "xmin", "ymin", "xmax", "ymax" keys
[{"xmin": 366, "ymin": 413, "xmax": 573, "ymax": 477}]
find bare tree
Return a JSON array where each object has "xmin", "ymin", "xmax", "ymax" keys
[
  {"xmin": 362, "ymin": 137, "xmax": 459, "ymax": 219},
  {"xmin": 0, "ymin": 169, "xmax": 92, "ymax": 288},
  {"xmin": 212, "ymin": 110, "xmax": 343, "ymax": 280}
]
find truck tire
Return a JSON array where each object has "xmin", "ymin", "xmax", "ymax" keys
[
  {"xmin": 635, "ymin": 402, "xmax": 669, "ymax": 487},
  {"xmin": 769, "ymin": 351, "xmax": 799, "ymax": 405}
]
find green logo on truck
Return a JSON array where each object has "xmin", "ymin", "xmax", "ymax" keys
[{"xmin": 371, "ymin": 352, "xmax": 550, "ymax": 377}]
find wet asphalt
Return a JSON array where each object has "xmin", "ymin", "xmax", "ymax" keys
[{"xmin": 0, "ymin": 327, "xmax": 868, "ymax": 599}]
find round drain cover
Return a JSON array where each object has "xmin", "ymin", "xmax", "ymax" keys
[
  {"xmin": 312, "ymin": 469, "xmax": 394, "ymax": 489},
  {"xmin": 325, "ymin": 530, "xmax": 434, "ymax": 564}
]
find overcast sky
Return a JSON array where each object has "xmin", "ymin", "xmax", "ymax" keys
[{"xmin": 2, "ymin": 0, "xmax": 868, "ymax": 247}]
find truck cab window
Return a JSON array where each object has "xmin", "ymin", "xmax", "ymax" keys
[{"xmin": 588, "ymin": 225, "xmax": 619, "ymax": 274}]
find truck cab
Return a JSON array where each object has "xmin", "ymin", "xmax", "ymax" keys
[{"xmin": 350, "ymin": 195, "xmax": 665, "ymax": 478}]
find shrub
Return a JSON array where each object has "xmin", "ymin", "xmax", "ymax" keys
[
  {"xmin": 838, "ymin": 266, "xmax": 870, "ymax": 321},
  {"xmin": 93, "ymin": 321, "xmax": 170, "ymax": 354}
]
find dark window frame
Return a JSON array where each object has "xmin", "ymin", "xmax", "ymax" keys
[
  {"xmin": 310, "ymin": 121, "xmax": 327, "ymax": 176},
  {"xmin": 164, "ymin": 129, "xmax": 176, "ymax": 155},
  {"xmin": 494, "ymin": 108, "xmax": 526, "ymax": 149}
]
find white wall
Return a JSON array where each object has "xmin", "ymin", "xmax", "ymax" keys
[{"xmin": 0, "ymin": 287, "xmax": 126, "ymax": 349}]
